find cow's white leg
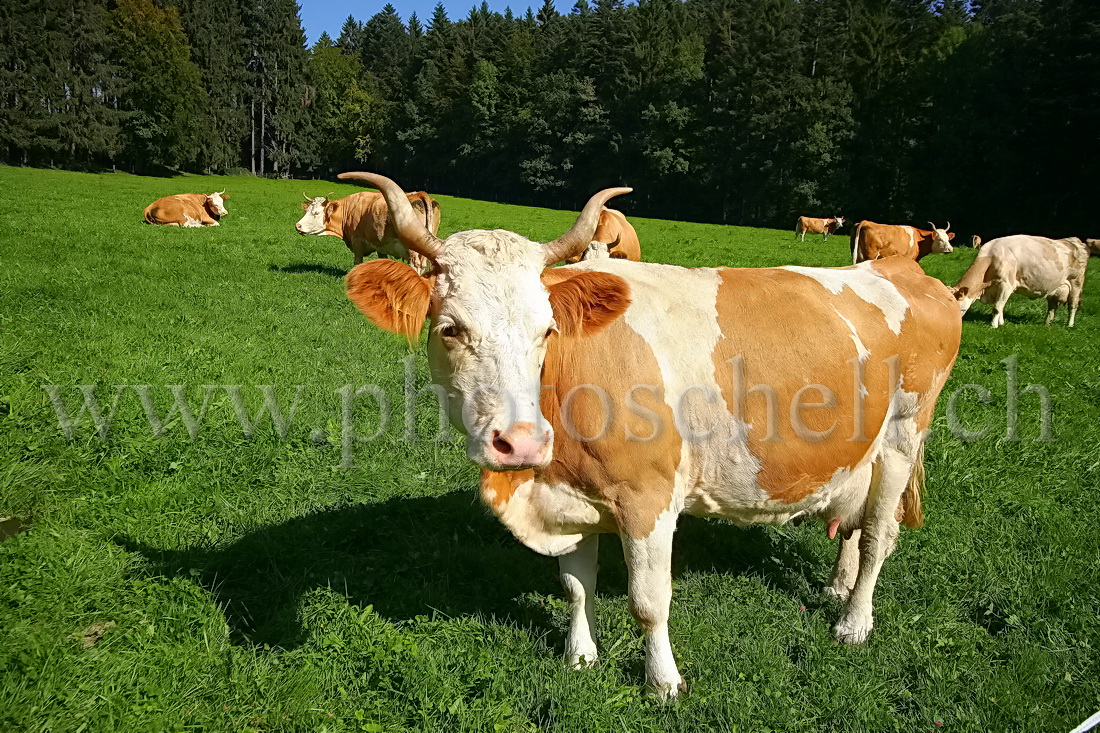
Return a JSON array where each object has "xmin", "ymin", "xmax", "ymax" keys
[
  {"xmin": 559, "ymin": 534, "xmax": 599, "ymax": 668},
  {"xmin": 833, "ymin": 447, "xmax": 912, "ymax": 645},
  {"xmin": 621, "ymin": 510, "xmax": 684, "ymax": 698},
  {"xmin": 826, "ymin": 528, "xmax": 861, "ymax": 600},
  {"xmin": 1069, "ymin": 287, "xmax": 1082, "ymax": 327},
  {"xmin": 988, "ymin": 285, "xmax": 1012, "ymax": 328}
]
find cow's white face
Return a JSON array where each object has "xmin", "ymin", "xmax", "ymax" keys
[
  {"xmin": 296, "ymin": 197, "xmax": 328, "ymax": 235},
  {"xmin": 834, "ymin": 216, "xmax": 845, "ymax": 229},
  {"xmin": 581, "ymin": 240, "xmax": 611, "ymax": 260},
  {"xmin": 931, "ymin": 228, "xmax": 953, "ymax": 254},
  {"xmin": 427, "ymin": 230, "xmax": 557, "ymax": 470},
  {"xmin": 206, "ymin": 192, "xmax": 228, "ymax": 217}
]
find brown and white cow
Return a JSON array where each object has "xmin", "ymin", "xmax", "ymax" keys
[
  {"xmin": 972, "ymin": 235, "xmax": 982, "ymax": 249},
  {"xmin": 296, "ymin": 190, "xmax": 441, "ymax": 273},
  {"xmin": 952, "ymin": 235, "xmax": 1091, "ymax": 328},
  {"xmin": 143, "ymin": 192, "xmax": 229, "ymax": 227},
  {"xmin": 796, "ymin": 216, "xmax": 845, "ymax": 243},
  {"xmin": 851, "ymin": 220, "xmax": 955, "ymax": 263},
  {"xmin": 341, "ymin": 172, "xmax": 962, "ymax": 698},
  {"xmin": 565, "ymin": 208, "xmax": 642, "ymax": 263}
]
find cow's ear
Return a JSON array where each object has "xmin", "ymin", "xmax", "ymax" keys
[
  {"xmin": 300, "ymin": 203, "xmax": 309, "ymax": 211},
  {"xmin": 326, "ymin": 200, "xmax": 340, "ymax": 216},
  {"xmin": 221, "ymin": 194, "xmax": 230, "ymax": 200},
  {"xmin": 346, "ymin": 259, "xmax": 433, "ymax": 344},
  {"xmin": 953, "ymin": 286, "xmax": 968, "ymax": 300},
  {"xmin": 545, "ymin": 271, "xmax": 631, "ymax": 337},
  {"xmin": 948, "ymin": 232, "xmax": 956, "ymax": 240}
]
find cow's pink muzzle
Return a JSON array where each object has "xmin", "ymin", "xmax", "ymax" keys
[{"xmin": 485, "ymin": 422, "xmax": 552, "ymax": 469}]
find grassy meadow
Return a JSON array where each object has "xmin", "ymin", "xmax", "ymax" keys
[{"xmin": 1, "ymin": 165, "xmax": 1099, "ymax": 731}]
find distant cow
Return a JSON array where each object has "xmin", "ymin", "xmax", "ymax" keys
[
  {"xmin": 851, "ymin": 221, "xmax": 955, "ymax": 264},
  {"xmin": 144, "ymin": 192, "xmax": 229, "ymax": 227},
  {"xmin": 952, "ymin": 235, "xmax": 1090, "ymax": 328},
  {"xmin": 565, "ymin": 208, "xmax": 641, "ymax": 263},
  {"xmin": 971, "ymin": 235, "xmax": 982, "ymax": 249},
  {"xmin": 580, "ymin": 240, "xmax": 611, "ymax": 260},
  {"xmin": 795, "ymin": 216, "xmax": 845, "ymax": 243},
  {"xmin": 296, "ymin": 190, "xmax": 441, "ymax": 273}
]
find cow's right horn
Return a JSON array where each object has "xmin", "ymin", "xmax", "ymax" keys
[
  {"xmin": 544, "ymin": 188, "xmax": 632, "ymax": 265},
  {"xmin": 338, "ymin": 172, "xmax": 444, "ymax": 260},
  {"xmin": 928, "ymin": 221, "xmax": 937, "ymax": 231},
  {"xmin": 303, "ymin": 192, "xmax": 312, "ymax": 201}
]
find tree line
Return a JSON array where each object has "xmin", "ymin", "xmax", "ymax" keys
[{"xmin": 1, "ymin": 0, "xmax": 1096, "ymax": 235}]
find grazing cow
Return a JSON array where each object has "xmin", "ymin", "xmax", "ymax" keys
[
  {"xmin": 795, "ymin": 216, "xmax": 846, "ymax": 243},
  {"xmin": 952, "ymin": 235, "xmax": 1091, "ymax": 327},
  {"xmin": 972, "ymin": 235, "xmax": 982, "ymax": 249},
  {"xmin": 296, "ymin": 190, "xmax": 441, "ymax": 273},
  {"xmin": 143, "ymin": 192, "xmax": 229, "ymax": 227},
  {"xmin": 851, "ymin": 220, "xmax": 955, "ymax": 263},
  {"xmin": 341, "ymin": 172, "xmax": 962, "ymax": 697},
  {"xmin": 564, "ymin": 208, "xmax": 641, "ymax": 263}
]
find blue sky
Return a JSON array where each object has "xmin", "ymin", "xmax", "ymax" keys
[{"xmin": 299, "ymin": 0, "xmax": 561, "ymax": 44}]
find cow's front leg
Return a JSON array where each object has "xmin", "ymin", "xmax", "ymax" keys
[
  {"xmin": 621, "ymin": 510, "xmax": 684, "ymax": 698},
  {"xmin": 826, "ymin": 528, "xmax": 861, "ymax": 600},
  {"xmin": 559, "ymin": 534, "xmax": 599, "ymax": 668}
]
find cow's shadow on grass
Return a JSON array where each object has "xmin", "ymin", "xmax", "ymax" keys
[
  {"xmin": 268, "ymin": 262, "xmax": 348, "ymax": 278},
  {"xmin": 119, "ymin": 490, "xmax": 827, "ymax": 651}
]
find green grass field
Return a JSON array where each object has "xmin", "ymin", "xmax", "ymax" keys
[{"xmin": 2, "ymin": 165, "xmax": 1098, "ymax": 732}]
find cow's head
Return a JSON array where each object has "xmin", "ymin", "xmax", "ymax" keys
[
  {"xmin": 581, "ymin": 233, "xmax": 619, "ymax": 261},
  {"xmin": 928, "ymin": 221, "xmax": 954, "ymax": 254},
  {"xmin": 951, "ymin": 285, "xmax": 976, "ymax": 315},
  {"xmin": 833, "ymin": 216, "xmax": 845, "ymax": 229},
  {"xmin": 296, "ymin": 195, "xmax": 332, "ymax": 235},
  {"xmin": 205, "ymin": 191, "xmax": 228, "ymax": 217},
  {"xmin": 343, "ymin": 172, "xmax": 632, "ymax": 471},
  {"xmin": 1087, "ymin": 238, "xmax": 1100, "ymax": 256}
]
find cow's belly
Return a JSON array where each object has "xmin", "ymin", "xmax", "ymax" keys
[{"xmin": 683, "ymin": 463, "xmax": 872, "ymax": 526}]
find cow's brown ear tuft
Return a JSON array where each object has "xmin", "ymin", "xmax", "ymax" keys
[
  {"xmin": 221, "ymin": 194, "xmax": 230, "ymax": 200},
  {"xmin": 301, "ymin": 203, "xmax": 309, "ymax": 211},
  {"xmin": 546, "ymin": 271, "xmax": 631, "ymax": 337},
  {"xmin": 346, "ymin": 259, "xmax": 433, "ymax": 345},
  {"xmin": 947, "ymin": 232, "xmax": 956, "ymax": 240}
]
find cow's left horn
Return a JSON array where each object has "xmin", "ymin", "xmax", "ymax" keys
[
  {"xmin": 928, "ymin": 221, "xmax": 937, "ymax": 231},
  {"xmin": 338, "ymin": 172, "xmax": 445, "ymax": 260},
  {"xmin": 303, "ymin": 192, "xmax": 312, "ymax": 201},
  {"xmin": 544, "ymin": 188, "xmax": 632, "ymax": 265}
]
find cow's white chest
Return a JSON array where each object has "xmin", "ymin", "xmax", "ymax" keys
[{"xmin": 494, "ymin": 479, "xmax": 610, "ymax": 556}]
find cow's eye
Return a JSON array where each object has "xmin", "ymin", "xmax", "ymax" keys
[
  {"xmin": 441, "ymin": 324, "xmax": 461, "ymax": 340},
  {"xmin": 544, "ymin": 327, "xmax": 554, "ymax": 339}
]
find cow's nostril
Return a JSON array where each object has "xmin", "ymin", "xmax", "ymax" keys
[{"xmin": 492, "ymin": 430, "xmax": 513, "ymax": 455}]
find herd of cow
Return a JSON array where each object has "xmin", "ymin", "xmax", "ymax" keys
[{"xmin": 141, "ymin": 177, "xmax": 1096, "ymax": 697}]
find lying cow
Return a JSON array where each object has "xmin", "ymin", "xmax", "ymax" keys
[
  {"xmin": 795, "ymin": 216, "xmax": 845, "ymax": 243},
  {"xmin": 296, "ymin": 190, "xmax": 441, "ymax": 273},
  {"xmin": 143, "ymin": 192, "xmax": 229, "ymax": 226},
  {"xmin": 341, "ymin": 171, "xmax": 962, "ymax": 698},
  {"xmin": 952, "ymin": 235, "xmax": 1091, "ymax": 328},
  {"xmin": 851, "ymin": 220, "xmax": 954, "ymax": 263},
  {"xmin": 565, "ymin": 208, "xmax": 641, "ymax": 263}
]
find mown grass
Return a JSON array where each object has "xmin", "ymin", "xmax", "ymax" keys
[{"xmin": 1, "ymin": 165, "xmax": 1098, "ymax": 732}]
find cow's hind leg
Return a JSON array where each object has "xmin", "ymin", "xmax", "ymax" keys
[
  {"xmin": 833, "ymin": 428, "xmax": 921, "ymax": 644},
  {"xmin": 621, "ymin": 510, "xmax": 685, "ymax": 698},
  {"xmin": 559, "ymin": 534, "xmax": 599, "ymax": 668},
  {"xmin": 827, "ymin": 529, "xmax": 861, "ymax": 600},
  {"xmin": 1045, "ymin": 296, "xmax": 1060, "ymax": 326}
]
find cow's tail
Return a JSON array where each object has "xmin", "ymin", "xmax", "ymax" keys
[
  {"xmin": 794, "ymin": 218, "xmax": 801, "ymax": 238},
  {"xmin": 896, "ymin": 436, "xmax": 926, "ymax": 529},
  {"xmin": 850, "ymin": 221, "xmax": 863, "ymax": 264}
]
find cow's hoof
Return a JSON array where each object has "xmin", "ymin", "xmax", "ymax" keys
[
  {"xmin": 566, "ymin": 650, "xmax": 598, "ymax": 670},
  {"xmin": 832, "ymin": 615, "xmax": 872, "ymax": 645},
  {"xmin": 650, "ymin": 676, "xmax": 688, "ymax": 701}
]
